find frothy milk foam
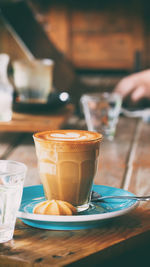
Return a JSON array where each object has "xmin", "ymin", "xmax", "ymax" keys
[{"xmin": 33, "ymin": 130, "xmax": 102, "ymax": 209}]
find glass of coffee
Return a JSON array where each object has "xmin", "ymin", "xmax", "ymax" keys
[{"xmin": 33, "ymin": 130, "xmax": 102, "ymax": 212}]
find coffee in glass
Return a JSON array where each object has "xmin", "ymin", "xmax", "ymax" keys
[{"xmin": 33, "ymin": 130, "xmax": 102, "ymax": 211}]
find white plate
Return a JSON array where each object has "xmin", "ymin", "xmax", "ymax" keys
[{"xmin": 18, "ymin": 185, "xmax": 138, "ymax": 230}]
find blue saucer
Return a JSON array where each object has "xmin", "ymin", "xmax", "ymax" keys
[{"xmin": 18, "ymin": 185, "xmax": 138, "ymax": 230}]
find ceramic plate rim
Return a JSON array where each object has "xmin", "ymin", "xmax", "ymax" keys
[{"xmin": 17, "ymin": 185, "xmax": 138, "ymax": 223}]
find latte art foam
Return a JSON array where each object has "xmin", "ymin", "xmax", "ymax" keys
[
  {"xmin": 50, "ymin": 132, "xmax": 87, "ymax": 141},
  {"xmin": 34, "ymin": 130, "xmax": 102, "ymax": 143}
]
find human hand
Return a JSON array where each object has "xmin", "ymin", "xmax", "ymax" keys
[{"xmin": 114, "ymin": 70, "xmax": 150, "ymax": 102}]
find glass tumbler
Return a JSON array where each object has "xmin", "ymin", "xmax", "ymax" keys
[
  {"xmin": 0, "ymin": 160, "xmax": 27, "ymax": 243},
  {"xmin": 80, "ymin": 92, "xmax": 122, "ymax": 140}
]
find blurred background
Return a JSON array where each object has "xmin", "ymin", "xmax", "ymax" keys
[{"xmin": 0, "ymin": 0, "xmax": 150, "ymax": 109}]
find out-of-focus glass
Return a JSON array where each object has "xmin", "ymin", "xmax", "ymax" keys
[
  {"xmin": 12, "ymin": 58, "xmax": 54, "ymax": 103},
  {"xmin": 80, "ymin": 92, "xmax": 122, "ymax": 141},
  {"xmin": 0, "ymin": 53, "xmax": 13, "ymax": 122},
  {"xmin": 0, "ymin": 160, "xmax": 27, "ymax": 243}
]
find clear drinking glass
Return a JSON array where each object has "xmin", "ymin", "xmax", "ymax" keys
[
  {"xmin": 0, "ymin": 53, "xmax": 13, "ymax": 122},
  {"xmin": 80, "ymin": 92, "xmax": 122, "ymax": 141},
  {"xmin": 12, "ymin": 58, "xmax": 54, "ymax": 103},
  {"xmin": 0, "ymin": 160, "xmax": 27, "ymax": 243}
]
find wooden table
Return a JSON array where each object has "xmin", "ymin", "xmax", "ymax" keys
[
  {"xmin": 0, "ymin": 104, "xmax": 74, "ymax": 132},
  {"xmin": 0, "ymin": 116, "xmax": 150, "ymax": 266}
]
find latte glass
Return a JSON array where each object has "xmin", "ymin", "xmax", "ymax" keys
[{"xmin": 33, "ymin": 130, "xmax": 102, "ymax": 211}]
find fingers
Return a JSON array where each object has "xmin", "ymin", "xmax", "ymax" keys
[
  {"xmin": 114, "ymin": 72, "xmax": 149, "ymax": 100},
  {"xmin": 115, "ymin": 76, "xmax": 137, "ymax": 98},
  {"xmin": 114, "ymin": 70, "xmax": 150, "ymax": 102},
  {"xmin": 131, "ymin": 86, "xmax": 147, "ymax": 101}
]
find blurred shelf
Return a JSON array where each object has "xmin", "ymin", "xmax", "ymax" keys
[{"xmin": 0, "ymin": 104, "xmax": 74, "ymax": 132}]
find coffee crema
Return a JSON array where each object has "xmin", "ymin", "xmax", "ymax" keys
[
  {"xmin": 33, "ymin": 130, "xmax": 102, "ymax": 209},
  {"xmin": 34, "ymin": 130, "xmax": 102, "ymax": 142}
]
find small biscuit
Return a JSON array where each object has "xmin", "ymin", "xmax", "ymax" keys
[{"xmin": 33, "ymin": 200, "xmax": 77, "ymax": 215}]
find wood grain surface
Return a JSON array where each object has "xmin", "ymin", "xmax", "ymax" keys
[
  {"xmin": 0, "ymin": 105, "xmax": 74, "ymax": 133},
  {"xmin": 0, "ymin": 116, "xmax": 150, "ymax": 266},
  {"xmin": 94, "ymin": 117, "xmax": 138, "ymax": 188}
]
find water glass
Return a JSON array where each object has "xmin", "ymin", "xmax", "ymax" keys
[
  {"xmin": 12, "ymin": 58, "xmax": 54, "ymax": 103},
  {"xmin": 0, "ymin": 90, "xmax": 12, "ymax": 122},
  {"xmin": 0, "ymin": 160, "xmax": 27, "ymax": 243},
  {"xmin": 0, "ymin": 53, "xmax": 13, "ymax": 122},
  {"xmin": 80, "ymin": 92, "xmax": 122, "ymax": 140}
]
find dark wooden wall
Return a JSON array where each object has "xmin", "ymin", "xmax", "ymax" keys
[
  {"xmin": 30, "ymin": 0, "xmax": 150, "ymax": 71},
  {"xmin": 0, "ymin": 0, "xmax": 150, "ymax": 103},
  {"xmin": 1, "ymin": 0, "xmax": 150, "ymax": 72}
]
